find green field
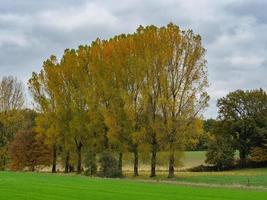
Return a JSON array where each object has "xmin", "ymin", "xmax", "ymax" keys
[
  {"xmin": 1, "ymin": 152, "xmax": 267, "ymax": 199},
  {"xmin": 129, "ymin": 168, "xmax": 267, "ymax": 189},
  {"xmin": 0, "ymin": 172, "xmax": 267, "ymax": 200},
  {"xmin": 174, "ymin": 168, "xmax": 267, "ymax": 187},
  {"xmin": 125, "ymin": 151, "xmax": 267, "ymax": 188}
]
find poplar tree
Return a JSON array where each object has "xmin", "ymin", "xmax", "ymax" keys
[{"xmin": 158, "ymin": 24, "xmax": 209, "ymax": 177}]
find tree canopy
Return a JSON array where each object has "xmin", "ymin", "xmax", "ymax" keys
[{"xmin": 27, "ymin": 23, "xmax": 209, "ymax": 176}]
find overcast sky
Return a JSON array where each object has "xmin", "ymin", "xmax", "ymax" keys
[{"xmin": 0, "ymin": 0, "xmax": 266, "ymax": 118}]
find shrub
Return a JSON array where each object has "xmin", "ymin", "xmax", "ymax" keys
[
  {"xmin": 0, "ymin": 147, "xmax": 8, "ymax": 170},
  {"xmin": 84, "ymin": 150, "xmax": 97, "ymax": 176},
  {"xmin": 98, "ymin": 151, "xmax": 122, "ymax": 178}
]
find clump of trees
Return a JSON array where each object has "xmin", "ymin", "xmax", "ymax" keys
[
  {"xmin": 205, "ymin": 89, "xmax": 267, "ymax": 169},
  {"xmin": 0, "ymin": 76, "xmax": 37, "ymax": 170},
  {"xmin": 27, "ymin": 23, "xmax": 209, "ymax": 177}
]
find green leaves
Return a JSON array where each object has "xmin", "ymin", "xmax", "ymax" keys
[{"xmin": 216, "ymin": 89, "xmax": 267, "ymax": 165}]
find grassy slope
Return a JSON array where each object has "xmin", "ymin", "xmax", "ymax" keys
[{"xmin": 0, "ymin": 172, "xmax": 266, "ymax": 200}]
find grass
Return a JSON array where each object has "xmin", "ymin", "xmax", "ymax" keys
[
  {"xmin": 174, "ymin": 168, "xmax": 267, "ymax": 187},
  {"xmin": 1, "ymin": 151, "xmax": 266, "ymax": 199},
  {"xmin": 123, "ymin": 151, "xmax": 267, "ymax": 188},
  {"xmin": 0, "ymin": 171, "xmax": 267, "ymax": 200},
  {"xmin": 127, "ymin": 168, "xmax": 267, "ymax": 188}
]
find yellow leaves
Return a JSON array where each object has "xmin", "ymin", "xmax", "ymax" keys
[
  {"xmin": 28, "ymin": 22, "xmax": 208, "ymax": 155},
  {"xmin": 34, "ymin": 112, "xmax": 59, "ymax": 144},
  {"xmin": 132, "ymin": 129, "xmax": 145, "ymax": 145},
  {"xmin": 104, "ymin": 113, "xmax": 119, "ymax": 136}
]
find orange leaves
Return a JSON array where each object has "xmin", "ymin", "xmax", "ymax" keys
[{"xmin": 9, "ymin": 130, "xmax": 51, "ymax": 171}]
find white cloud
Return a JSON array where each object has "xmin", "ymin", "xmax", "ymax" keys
[{"xmin": 38, "ymin": 3, "xmax": 118, "ymax": 32}]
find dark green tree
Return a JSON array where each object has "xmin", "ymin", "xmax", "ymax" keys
[{"xmin": 217, "ymin": 89, "xmax": 267, "ymax": 166}]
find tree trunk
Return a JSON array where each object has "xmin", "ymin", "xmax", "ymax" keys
[
  {"xmin": 51, "ymin": 144, "xmax": 57, "ymax": 173},
  {"xmin": 118, "ymin": 152, "xmax": 123, "ymax": 175},
  {"xmin": 76, "ymin": 143, "xmax": 82, "ymax": 174},
  {"xmin": 133, "ymin": 150, "xmax": 139, "ymax": 176},
  {"xmin": 69, "ymin": 165, "xmax": 74, "ymax": 172},
  {"xmin": 3, "ymin": 156, "xmax": 6, "ymax": 170},
  {"xmin": 30, "ymin": 163, "xmax": 35, "ymax": 172},
  {"xmin": 168, "ymin": 152, "xmax": 175, "ymax": 178},
  {"xmin": 150, "ymin": 147, "xmax": 157, "ymax": 177},
  {"xmin": 64, "ymin": 152, "xmax": 70, "ymax": 173},
  {"xmin": 104, "ymin": 127, "xmax": 109, "ymax": 150}
]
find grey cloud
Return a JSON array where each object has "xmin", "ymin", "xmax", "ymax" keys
[
  {"xmin": 226, "ymin": 0, "xmax": 267, "ymax": 24},
  {"xmin": 0, "ymin": 0, "xmax": 266, "ymax": 118}
]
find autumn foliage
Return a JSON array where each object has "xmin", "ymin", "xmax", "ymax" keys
[
  {"xmin": 27, "ymin": 23, "xmax": 209, "ymax": 177},
  {"xmin": 1, "ymin": 23, "xmax": 266, "ymax": 176},
  {"xmin": 9, "ymin": 130, "xmax": 51, "ymax": 171}
]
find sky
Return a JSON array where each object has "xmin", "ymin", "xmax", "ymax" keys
[{"xmin": 0, "ymin": 0, "xmax": 266, "ymax": 118}]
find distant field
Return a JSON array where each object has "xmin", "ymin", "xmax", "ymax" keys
[
  {"xmin": 122, "ymin": 151, "xmax": 206, "ymax": 171},
  {"xmin": 181, "ymin": 151, "xmax": 206, "ymax": 168},
  {"xmin": 128, "ymin": 168, "xmax": 267, "ymax": 188},
  {"xmin": 0, "ymin": 172, "xmax": 267, "ymax": 200},
  {"xmin": 123, "ymin": 150, "xmax": 241, "ymax": 172},
  {"xmin": 174, "ymin": 168, "xmax": 267, "ymax": 187}
]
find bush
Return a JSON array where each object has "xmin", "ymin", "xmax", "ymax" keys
[
  {"xmin": 205, "ymin": 134, "xmax": 235, "ymax": 170},
  {"xmin": 84, "ymin": 150, "xmax": 97, "ymax": 176},
  {"xmin": 98, "ymin": 151, "xmax": 122, "ymax": 178},
  {"xmin": 9, "ymin": 129, "xmax": 51, "ymax": 171},
  {"xmin": 189, "ymin": 165, "xmax": 218, "ymax": 172}
]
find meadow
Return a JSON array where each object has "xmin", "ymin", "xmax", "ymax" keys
[
  {"xmin": 125, "ymin": 151, "xmax": 267, "ymax": 188},
  {"xmin": 1, "ymin": 151, "xmax": 267, "ymax": 200},
  {"xmin": 132, "ymin": 168, "xmax": 267, "ymax": 188},
  {"xmin": 0, "ymin": 171, "xmax": 267, "ymax": 200}
]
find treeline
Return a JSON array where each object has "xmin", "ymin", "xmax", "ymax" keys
[
  {"xmin": 26, "ymin": 23, "xmax": 208, "ymax": 178},
  {"xmin": 0, "ymin": 76, "xmax": 38, "ymax": 170}
]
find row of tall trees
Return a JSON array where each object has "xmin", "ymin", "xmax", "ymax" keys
[{"xmin": 28, "ymin": 23, "xmax": 209, "ymax": 177}]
